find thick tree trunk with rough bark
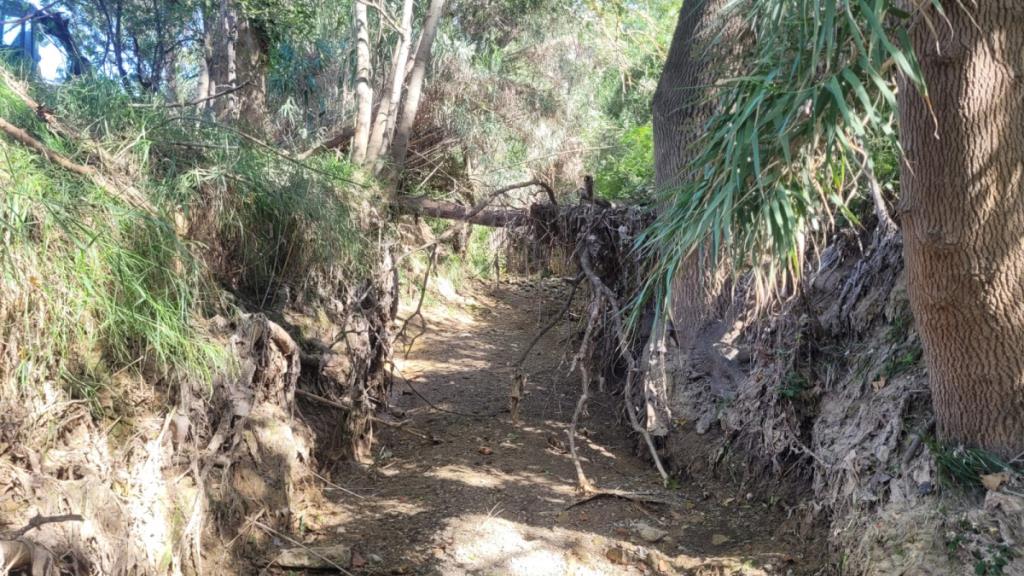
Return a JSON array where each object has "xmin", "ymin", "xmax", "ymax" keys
[
  {"xmin": 898, "ymin": 3, "xmax": 1024, "ymax": 457},
  {"xmin": 390, "ymin": 0, "xmax": 446, "ymax": 174},
  {"xmin": 652, "ymin": 0, "xmax": 733, "ymax": 335},
  {"xmin": 352, "ymin": 1, "xmax": 373, "ymax": 165},
  {"xmin": 365, "ymin": 0, "xmax": 415, "ymax": 170},
  {"xmin": 643, "ymin": 0, "xmax": 738, "ymax": 435}
]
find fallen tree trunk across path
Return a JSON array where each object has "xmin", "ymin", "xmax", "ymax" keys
[
  {"xmin": 394, "ymin": 195, "xmax": 529, "ymax": 227},
  {"xmin": 393, "ymin": 178, "xmax": 558, "ymax": 227}
]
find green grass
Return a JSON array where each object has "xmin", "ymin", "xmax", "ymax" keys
[
  {"xmin": 927, "ymin": 441, "xmax": 1016, "ymax": 491},
  {"xmin": 0, "ymin": 67, "xmax": 380, "ymax": 414}
]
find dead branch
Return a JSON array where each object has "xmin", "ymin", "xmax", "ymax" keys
[
  {"xmin": 567, "ymin": 298, "xmax": 603, "ymax": 493},
  {"xmin": 253, "ymin": 520, "xmax": 355, "ymax": 576},
  {"xmin": 295, "ymin": 389, "xmax": 425, "ymax": 438},
  {"xmin": 296, "ymin": 126, "xmax": 356, "ymax": 161},
  {"xmin": 6, "ymin": 514, "xmax": 84, "ymax": 539},
  {"xmin": 394, "ymin": 178, "xmax": 556, "ymax": 228},
  {"xmin": 564, "ymin": 489, "xmax": 672, "ymax": 510},
  {"xmin": 0, "ymin": 116, "xmax": 156, "ymax": 214},
  {"xmin": 395, "ymin": 244, "xmax": 438, "ymax": 351},
  {"xmin": 0, "ymin": 514, "xmax": 82, "ymax": 576},
  {"xmin": 513, "ymin": 273, "xmax": 583, "ymax": 368},
  {"xmin": 0, "ymin": 117, "xmax": 91, "ymax": 177},
  {"xmin": 129, "ymin": 79, "xmax": 254, "ymax": 110},
  {"xmin": 510, "ymin": 273, "xmax": 583, "ymax": 422}
]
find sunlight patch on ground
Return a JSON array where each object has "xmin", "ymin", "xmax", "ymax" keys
[
  {"xmin": 438, "ymin": 514, "xmax": 772, "ymax": 575},
  {"xmin": 441, "ymin": 515, "xmax": 610, "ymax": 576},
  {"xmin": 425, "ymin": 464, "xmax": 577, "ymax": 496}
]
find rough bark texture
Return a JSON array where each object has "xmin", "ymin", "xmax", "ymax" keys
[
  {"xmin": 390, "ymin": 0, "xmax": 446, "ymax": 173},
  {"xmin": 645, "ymin": 0, "xmax": 738, "ymax": 435},
  {"xmin": 365, "ymin": 0, "xmax": 415, "ymax": 170},
  {"xmin": 352, "ymin": 1, "xmax": 373, "ymax": 165},
  {"xmin": 898, "ymin": 3, "xmax": 1024, "ymax": 457}
]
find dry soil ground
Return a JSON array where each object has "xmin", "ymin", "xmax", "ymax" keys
[{"xmin": 308, "ymin": 278, "xmax": 829, "ymax": 575}]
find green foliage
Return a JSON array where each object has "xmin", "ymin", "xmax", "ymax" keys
[
  {"xmin": 0, "ymin": 78, "xmax": 221, "ymax": 409},
  {"xmin": 592, "ymin": 123, "xmax": 654, "ymax": 201},
  {"xmin": 50, "ymin": 73, "xmax": 376, "ymax": 300},
  {"xmin": 927, "ymin": 441, "xmax": 1014, "ymax": 491},
  {"xmin": 0, "ymin": 67, "xmax": 378, "ymax": 413},
  {"xmin": 637, "ymin": 0, "xmax": 943, "ymax": 309},
  {"xmin": 780, "ymin": 370, "xmax": 808, "ymax": 399},
  {"xmin": 946, "ymin": 519, "xmax": 1017, "ymax": 576}
]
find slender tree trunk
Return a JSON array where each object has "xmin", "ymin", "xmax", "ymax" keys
[
  {"xmin": 352, "ymin": 0, "xmax": 374, "ymax": 165},
  {"xmin": 206, "ymin": 0, "xmax": 268, "ymax": 131},
  {"xmin": 898, "ymin": 3, "xmax": 1024, "ymax": 457},
  {"xmin": 390, "ymin": 0, "xmax": 446, "ymax": 175},
  {"xmin": 211, "ymin": 0, "xmax": 237, "ymax": 119},
  {"xmin": 365, "ymin": 0, "xmax": 415, "ymax": 171},
  {"xmin": 234, "ymin": 15, "xmax": 268, "ymax": 132}
]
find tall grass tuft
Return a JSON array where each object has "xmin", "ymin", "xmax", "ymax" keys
[{"xmin": 0, "ymin": 67, "xmax": 380, "ymax": 414}]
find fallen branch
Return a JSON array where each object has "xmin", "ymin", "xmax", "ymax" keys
[
  {"xmin": 296, "ymin": 126, "xmax": 356, "ymax": 161},
  {"xmin": 131, "ymin": 79, "xmax": 254, "ymax": 110},
  {"xmin": 0, "ymin": 514, "xmax": 83, "ymax": 576},
  {"xmin": 295, "ymin": 389, "xmax": 424, "ymax": 438},
  {"xmin": 253, "ymin": 520, "xmax": 354, "ymax": 576},
  {"xmin": 394, "ymin": 195, "xmax": 528, "ymax": 227},
  {"xmin": 513, "ymin": 273, "xmax": 583, "ymax": 368},
  {"xmin": 7, "ymin": 513, "xmax": 84, "ymax": 539},
  {"xmin": 565, "ymin": 489, "xmax": 672, "ymax": 510},
  {"xmin": 510, "ymin": 273, "xmax": 583, "ymax": 423},
  {"xmin": 394, "ymin": 178, "xmax": 556, "ymax": 228},
  {"xmin": 394, "ymin": 244, "xmax": 437, "ymax": 351},
  {"xmin": 566, "ymin": 298, "xmax": 602, "ymax": 493},
  {"xmin": 0, "ymin": 116, "xmax": 156, "ymax": 214}
]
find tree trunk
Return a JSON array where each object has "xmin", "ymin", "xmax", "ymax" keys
[
  {"xmin": 210, "ymin": 0, "xmax": 237, "ymax": 119},
  {"xmin": 207, "ymin": 0, "xmax": 268, "ymax": 131},
  {"xmin": 643, "ymin": 0, "xmax": 739, "ymax": 435},
  {"xmin": 898, "ymin": 3, "xmax": 1024, "ymax": 457},
  {"xmin": 352, "ymin": 0, "xmax": 374, "ymax": 165},
  {"xmin": 234, "ymin": 15, "xmax": 269, "ymax": 132},
  {"xmin": 390, "ymin": 0, "xmax": 446, "ymax": 175},
  {"xmin": 365, "ymin": 0, "xmax": 415, "ymax": 171}
]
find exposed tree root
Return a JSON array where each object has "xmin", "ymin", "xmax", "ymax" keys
[{"xmin": 578, "ymin": 235, "xmax": 670, "ymax": 486}]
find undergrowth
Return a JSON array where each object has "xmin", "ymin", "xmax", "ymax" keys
[
  {"xmin": 0, "ymin": 89, "xmax": 219, "ymax": 410},
  {"xmin": 0, "ymin": 68, "xmax": 381, "ymax": 412},
  {"xmin": 927, "ymin": 441, "xmax": 1018, "ymax": 491}
]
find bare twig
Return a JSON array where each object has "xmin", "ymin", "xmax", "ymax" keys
[
  {"xmin": 395, "ymin": 244, "xmax": 437, "ymax": 351},
  {"xmin": 253, "ymin": 520, "xmax": 355, "ymax": 576},
  {"xmin": 510, "ymin": 273, "xmax": 582, "ymax": 423},
  {"xmin": 296, "ymin": 389, "xmax": 426, "ymax": 438},
  {"xmin": 130, "ymin": 79, "xmax": 254, "ymax": 109},
  {"xmin": 565, "ymin": 489, "xmax": 672, "ymax": 510},
  {"xmin": 567, "ymin": 298, "xmax": 602, "ymax": 493},
  {"xmin": 390, "ymin": 363, "xmax": 494, "ymax": 419},
  {"xmin": 514, "ymin": 273, "xmax": 583, "ymax": 368},
  {"xmin": 7, "ymin": 513, "xmax": 84, "ymax": 539}
]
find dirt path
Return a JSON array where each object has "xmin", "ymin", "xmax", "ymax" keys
[{"xmin": 316, "ymin": 279, "xmax": 827, "ymax": 575}]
